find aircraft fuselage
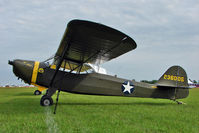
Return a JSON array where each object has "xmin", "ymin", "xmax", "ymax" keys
[
  {"xmin": 9, "ymin": 59, "xmax": 189, "ymax": 101},
  {"xmin": 37, "ymin": 65, "xmax": 188, "ymax": 100}
]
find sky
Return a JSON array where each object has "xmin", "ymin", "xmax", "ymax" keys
[{"xmin": 0, "ymin": 0, "xmax": 199, "ymax": 85}]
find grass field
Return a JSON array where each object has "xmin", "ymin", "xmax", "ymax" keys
[{"xmin": 0, "ymin": 87, "xmax": 198, "ymax": 133}]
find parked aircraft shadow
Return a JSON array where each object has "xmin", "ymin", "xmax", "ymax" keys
[
  {"xmin": 16, "ymin": 92, "xmax": 35, "ymax": 96},
  {"xmin": 59, "ymin": 101, "xmax": 173, "ymax": 106},
  {"xmin": 0, "ymin": 97, "xmax": 174, "ymax": 115}
]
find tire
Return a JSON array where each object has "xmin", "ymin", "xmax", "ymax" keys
[
  {"xmin": 40, "ymin": 95, "xmax": 53, "ymax": 106},
  {"xmin": 34, "ymin": 90, "xmax": 41, "ymax": 95}
]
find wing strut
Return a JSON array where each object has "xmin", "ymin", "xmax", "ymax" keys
[
  {"xmin": 47, "ymin": 42, "xmax": 72, "ymax": 97},
  {"xmin": 51, "ymin": 45, "xmax": 98, "ymax": 114},
  {"xmin": 50, "ymin": 46, "xmax": 102, "ymax": 114}
]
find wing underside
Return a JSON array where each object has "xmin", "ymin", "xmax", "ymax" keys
[{"xmin": 52, "ymin": 20, "xmax": 137, "ymax": 72}]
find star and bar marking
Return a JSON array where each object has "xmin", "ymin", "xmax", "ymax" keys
[{"xmin": 121, "ymin": 81, "xmax": 134, "ymax": 94}]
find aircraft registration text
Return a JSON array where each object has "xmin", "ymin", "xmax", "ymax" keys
[{"xmin": 163, "ymin": 74, "xmax": 184, "ymax": 82}]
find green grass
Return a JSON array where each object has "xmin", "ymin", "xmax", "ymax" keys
[{"xmin": 0, "ymin": 87, "xmax": 199, "ymax": 133}]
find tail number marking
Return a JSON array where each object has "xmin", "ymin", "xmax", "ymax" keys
[{"xmin": 163, "ymin": 74, "xmax": 184, "ymax": 82}]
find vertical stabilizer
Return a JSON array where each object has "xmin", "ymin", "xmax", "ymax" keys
[{"xmin": 156, "ymin": 66, "xmax": 188, "ymax": 88}]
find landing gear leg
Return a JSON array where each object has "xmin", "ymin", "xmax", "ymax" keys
[
  {"xmin": 54, "ymin": 89, "xmax": 61, "ymax": 114},
  {"xmin": 40, "ymin": 95, "xmax": 53, "ymax": 106},
  {"xmin": 34, "ymin": 90, "xmax": 42, "ymax": 95}
]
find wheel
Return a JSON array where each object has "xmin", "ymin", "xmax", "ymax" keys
[
  {"xmin": 40, "ymin": 95, "xmax": 53, "ymax": 106},
  {"xmin": 177, "ymin": 101, "xmax": 183, "ymax": 104},
  {"xmin": 34, "ymin": 90, "xmax": 42, "ymax": 95}
]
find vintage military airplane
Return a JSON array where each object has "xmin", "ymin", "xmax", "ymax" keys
[{"xmin": 9, "ymin": 20, "xmax": 189, "ymax": 111}]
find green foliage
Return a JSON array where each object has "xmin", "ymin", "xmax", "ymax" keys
[
  {"xmin": 140, "ymin": 80, "xmax": 158, "ymax": 84},
  {"xmin": 0, "ymin": 87, "xmax": 199, "ymax": 133}
]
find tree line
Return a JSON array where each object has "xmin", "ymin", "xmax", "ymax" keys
[{"xmin": 140, "ymin": 79, "xmax": 199, "ymax": 84}]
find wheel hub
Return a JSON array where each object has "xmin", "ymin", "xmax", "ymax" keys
[{"xmin": 43, "ymin": 99, "xmax": 50, "ymax": 106}]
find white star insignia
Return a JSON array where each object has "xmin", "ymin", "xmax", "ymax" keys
[{"xmin": 122, "ymin": 81, "xmax": 134, "ymax": 94}]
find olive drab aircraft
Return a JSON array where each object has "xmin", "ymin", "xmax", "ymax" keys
[{"xmin": 9, "ymin": 20, "xmax": 189, "ymax": 113}]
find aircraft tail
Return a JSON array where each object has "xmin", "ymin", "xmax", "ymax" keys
[{"xmin": 156, "ymin": 66, "xmax": 189, "ymax": 88}]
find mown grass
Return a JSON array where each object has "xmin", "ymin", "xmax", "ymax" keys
[{"xmin": 0, "ymin": 87, "xmax": 198, "ymax": 133}]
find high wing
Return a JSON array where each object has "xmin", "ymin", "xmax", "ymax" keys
[{"xmin": 52, "ymin": 19, "xmax": 137, "ymax": 72}]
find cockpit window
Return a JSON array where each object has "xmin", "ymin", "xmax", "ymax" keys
[{"xmin": 44, "ymin": 62, "xmax": 50, "ymax": 67}]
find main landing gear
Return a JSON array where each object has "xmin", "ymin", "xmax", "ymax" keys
[
  {"xmin": 34, "ymin": 90, "xmax": 42, "ymax": 95},
  {"xmin": 40, "ymin": 95, "xmax": 53, "ymax": 106}
]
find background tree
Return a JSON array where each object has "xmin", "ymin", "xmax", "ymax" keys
[{"xmin": 140, "ymin": 80, "xmax": 158, "ymax": 84}]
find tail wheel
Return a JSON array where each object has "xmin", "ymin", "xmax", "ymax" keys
[
  {"xmin": 34, "ymin": 90, "xmax": 42, "ymax": 95},
  {"xmin": 40, "ymin": 95, "xmax": 53, "ymax": 106}
]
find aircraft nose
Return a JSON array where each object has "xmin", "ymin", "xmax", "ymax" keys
[
  {"xmin": 8, "ymin": 60, "xmax": 14, "ymax": 65},
  {"xmin": 9, "ymin": 59, "xmax": 35, "ymax": 84}
]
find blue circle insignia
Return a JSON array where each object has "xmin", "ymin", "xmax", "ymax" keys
[{"xmin": 121, "ymin": 80, "xmax": 134, "ymax": 95}]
